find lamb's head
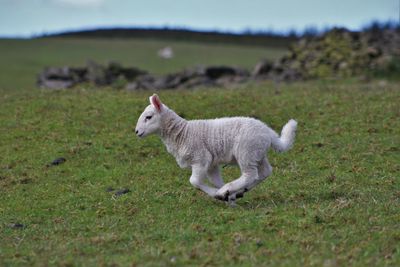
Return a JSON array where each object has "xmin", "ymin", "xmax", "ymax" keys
[{"xmin": 135, "ymin": 94, "xmax": 165, "ymax": 138}]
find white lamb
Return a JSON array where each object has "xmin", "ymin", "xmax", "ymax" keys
[{"xmin": 135, "ymin": 94, "xmax": 297, "ymax": 203}]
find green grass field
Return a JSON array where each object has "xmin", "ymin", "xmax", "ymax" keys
[
  {"xmin": 0, "ymin": 38, "xmax": 399, "ymax": 266},
  {"xmin": 0, "ymin": 38, "xmax": 286, "ymax": 91}
]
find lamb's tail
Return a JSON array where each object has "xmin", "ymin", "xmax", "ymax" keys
[{"xmin": 271, "ymin": 119, "xmax": 298, "ymax": 152}]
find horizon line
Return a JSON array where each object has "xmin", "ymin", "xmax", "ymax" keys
[{"xmin": 1, "ymin": 20, "xmax": 398, "ymax": 39}]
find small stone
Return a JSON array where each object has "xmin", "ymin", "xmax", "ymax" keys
[
  {"xmin": 114, "ymin": 188, "xmax": 130, "ymax": 197},
  {"xmin": 313, "ymin": 142, "xmax": 324, "ymax": 148},
  {"xmin": 170, "ymin": 256, "xmax": 177, "ymax": 263},
  {"xmin": 9, "ymin": 223, "xmax": 25, "ymax": 229},
  {"xmin": 48, "ymin": 157, "xmax": 66, "ymax": 166}
]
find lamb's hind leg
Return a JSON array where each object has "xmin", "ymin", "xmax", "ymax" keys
[
  {"xmin": 236, "ymin": 157, "xmax": 272, "ymax": 198},
  {"xmin": 215, "ymin": 166, "xmax": 258, "ymax": 201},
  {"xmin": 190, "ymin": 165, "xmax": 218, "ymax": 197}
]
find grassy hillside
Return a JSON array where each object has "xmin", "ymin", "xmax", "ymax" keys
[
  {"xmin": 1, "ymin": 80, "xmax": 399, "ymax": 266},
  {"xmin": 0, "ymin": 38, "xmax": 286, "ymax": 91},
  {"xmin": 50, "ymin": 28, "xmax": 297, "ymax": 48},
  {"xmin": 0, "ymin": 38, "xmax": 399, "ymax": 266}
]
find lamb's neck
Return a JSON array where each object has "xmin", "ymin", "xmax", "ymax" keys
[{"xmin": 160, "ymin": 110, "xmax": 188, "ymax": 147}]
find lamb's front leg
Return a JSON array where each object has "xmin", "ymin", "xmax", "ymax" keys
[
  {"xmin": 189, "ymin": 165, "xmax": 218, "ymax": 198},
  {"xmin": 208, "ymin": 166, "xmax": 237, "ymax": 204},
  {"xmin": 207, "ymin": 166, "xmax": 224, "ymax": 188}
]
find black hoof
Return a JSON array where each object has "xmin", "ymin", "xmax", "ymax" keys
[
  {"xmin": 214, "ymin": 195, "xmax": 225, "ymax": 201},
  {"xmin": 215, "ymin": 190, "xmax": 230, "ymax": 202},
  {"xmin": 223, "ymin": 191, "xmax": 230, "ymax": 201},
  {"xmin": 236, "ymin": 192, "xmax": 244, "ymax": 199}
]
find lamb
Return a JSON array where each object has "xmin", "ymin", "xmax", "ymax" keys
[{"xmin": 135, "ymin": 94, "xmax": 298, "ymax": 203}]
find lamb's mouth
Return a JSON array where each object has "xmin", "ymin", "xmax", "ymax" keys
[{"xmin": 138, "ymin": 132, "xmax": 144, "ymax": 137}]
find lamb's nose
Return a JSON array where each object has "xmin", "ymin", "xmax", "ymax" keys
[{"xmin": 135, "ymin": 129, "xmax": 138, "ymax": 134}]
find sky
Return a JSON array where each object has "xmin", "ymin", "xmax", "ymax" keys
[{"xmin": 0, "ymin": 0, "xmax": 398, "ymax": 37}]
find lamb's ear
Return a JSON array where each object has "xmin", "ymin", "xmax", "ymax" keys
[{"xmin": 149, "ymin": 94, "xmax": 163, "ymax": 112}]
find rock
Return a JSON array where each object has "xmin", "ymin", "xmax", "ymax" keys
[
  {"xmin": 252, "ymin": 27, "xmax": 400, "ymax": 81},
  {"xmin": 125, "ymin": 81, "xmax": 140, "ymax": 91},
  {"xmin": 279, "ymin": 68, "xmax": 303, "ymax": 82},
  {"xmin": 38, "ymin": 61, "xmax": 147, "ymax": 89},
  {"xmin": 39, "ymin": 27, "xmax": 400, "ymax": 90},
  {"xmin": 252, "ymin": 60, "xmax": 273, "ymax": 76},
  {"xmin": 38, "ymin": 79, "xmax": 75, "ymax": 89},
  {"xmin": 48, "ymin": 157, "xmax": 66, "ymax": 166},
  {"xmin": 204, "ymin": 66, "xmax": 239, "ymax": 79},
  {"xmin": 114, "ymin": 188, "xmax": 130, "ymax": 197},
  {"xmin": 9, "ymin": 223, "xmax": 25, "ymax": 229},
  {"xmin": 37, "ymin": 66, "xmax": 87, "ymax": 89},
  {"xmin": 181, "ymin": 76, "xmax": 213, "ymax": 89},
  {"xmin": 126, "ymin": 75, "xmax": 162, "ymax": 90},
  {"xmin": 125, "ymin": 65, "xmax": 249, "ymax": 90},
  {"xmin": 106, "ymin": 61, "xmax": 147, "ymax": 82},
  {"xmin": 86, "ymin": 60, "xmax": 108, "ymax": 86},
  {"xmin": 215, "ymin": 75, "xmax": 248, "ymax": 87}
]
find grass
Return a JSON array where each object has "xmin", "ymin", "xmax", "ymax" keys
[
  {"xmin": 0, "ymin": 38, "xmax": 286, "ymax": 91},
  {"xmin": 0, "ymin": 39, "xmax": 399, "ymax": 266}
]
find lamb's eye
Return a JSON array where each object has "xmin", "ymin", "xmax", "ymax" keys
[{"xmin": 145, "ymin": 115, "xmax": 152, "ymax": 121}]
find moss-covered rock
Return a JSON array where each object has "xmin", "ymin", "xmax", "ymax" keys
[{"xmin": 254, "ymin": 27, "xmax": 400, "ymax": 81}]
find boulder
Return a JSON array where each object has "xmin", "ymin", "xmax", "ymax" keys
[
  {"xmin": 38, "ymin": 61, "xmax": 147, "ymax": 89},
  {"xmin": 37, "ymin": 66, "xmax": 87, "ymax": 89},
  {"xmin": 252, "ymin": 60, "xmax": 273, "ymax": 76},
  {"xmin": 39, "ymin": 27, "xmax": 400, "ymax": 90},
  {"xmin": 253, "ymin": 27, "xmax": 400, "ymax": 81},
  {"xmin": 125, "ymin": 65, "xmax": 249, "ymax": 90},
  {"xmin": 86, "ymin": 60, "xmax": 108, "ymax": 86},
  {"xmin": 106, "ymin": 61, "xmax": 147, "ymax": 82},
  {"xmin": 204, "ymin": 66, "xmax": 238, "ymax": 79}
]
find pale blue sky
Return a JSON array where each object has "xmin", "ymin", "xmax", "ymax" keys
[{"xmin": 0, "ymin": 0, "xmax": 398, "ymax": 37}]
